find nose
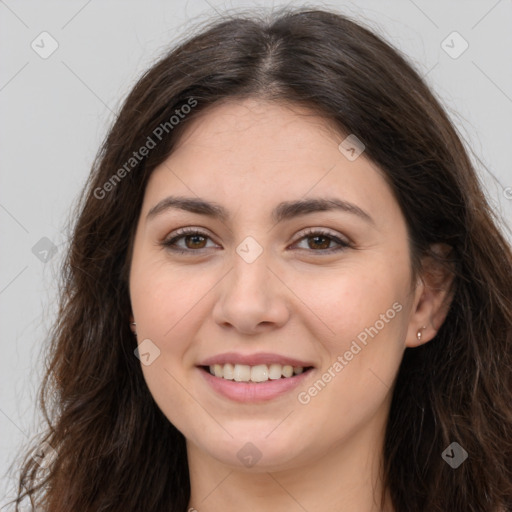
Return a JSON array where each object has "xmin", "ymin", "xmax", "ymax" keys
[{"xmin": 212, "ymin": 250, "xmax": 290, "ymax": 335}]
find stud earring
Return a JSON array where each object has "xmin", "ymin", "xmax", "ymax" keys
[
  {"xmin": 417, "ymin": 325, "xmax": 427, "ymax": 341},
  {"xmin": 130, "ymin": 322, "xmax": 137, "ymax": 336}
]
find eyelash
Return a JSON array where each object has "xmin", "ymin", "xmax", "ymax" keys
[{"xmin": 161, "ymin": 227, "xmax": 352, "ymax": 255}]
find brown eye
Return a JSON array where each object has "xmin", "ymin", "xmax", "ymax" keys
[
  {"xmin": 292, "ymin": 229, "xmax": 351, "ymax": 253},
  {"xmin": 307, "ymin": 234, "xmax": 332, "ymax": 250},
  {"xmin": 183, "ymin": 234, "xmax": 207, "ymax": 249},
  {"xmin": 162, "ymin": 228, "xmax": 216, "ymax": 254}
]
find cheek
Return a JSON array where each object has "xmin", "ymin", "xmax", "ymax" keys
[
  {"xmin": 129, "ymin": 259, "xmax": 217, "ymax": 409},
  {"xmin": 130, "ymin": 255, "xmax": 212, "ymax": 340},
  {"xmin": 291, "ymin": 258, "xmax": 409, "ymax": 346},
  {"xmin": 130, "ymin": 262, "xmax": 206, "ymax": 432},
  {"xmin": 292, "ymin": 260, "xmax": 409, "ymax": 410}
]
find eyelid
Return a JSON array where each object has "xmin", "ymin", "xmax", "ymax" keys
[
  {"xmin": 161, "ymin": 226, "xmax": 218, "ymax": 249},
  {"xmin": 291, "ymin": 227, "xmax": 352, "ymax": 245},
  {"xmin": 289, "ymin": 227, "xmax": 352, "ymax": 254}
]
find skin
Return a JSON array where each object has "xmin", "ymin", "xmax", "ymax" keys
[{"xmin": 128, "ymin": 98, "xmax": 453, "ymax": 512}]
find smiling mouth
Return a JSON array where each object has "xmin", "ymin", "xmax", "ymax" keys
[{"xmin": 200, "ymin": 364, "xmax": 314, "ymax": 383}]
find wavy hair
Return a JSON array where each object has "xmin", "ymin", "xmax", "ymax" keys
[{"xmin": 10, "ymin": 6, "xmax": 512, "ymax": 512}]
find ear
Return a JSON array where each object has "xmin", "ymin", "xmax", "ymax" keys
[{"xmin": 406, "ymin": 243, "xmax": 456, "ymax": 348}]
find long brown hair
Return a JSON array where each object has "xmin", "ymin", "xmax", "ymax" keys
[{"xmin": 10, "ymin": 7, "xmax": 512, "ymax": 511}]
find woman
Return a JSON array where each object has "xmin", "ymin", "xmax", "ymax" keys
[{"xmin": 12, "ymin": 7, "xmax": 512, "ymax": 512}]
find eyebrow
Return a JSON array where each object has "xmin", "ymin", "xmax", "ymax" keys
[{"xmin": 146, "ymin": 195, "xmax": 374, "ymax": 225}]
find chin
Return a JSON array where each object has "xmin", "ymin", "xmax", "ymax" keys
[{"xmin": 192, "ymin": 429, "xmax": 307, "ymax": 472}]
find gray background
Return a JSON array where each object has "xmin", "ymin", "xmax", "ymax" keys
[{"xmin": 1, "ymin": 0, "xmax": 511, "ymax": 505}]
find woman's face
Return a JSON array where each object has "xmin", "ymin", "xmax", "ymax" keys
[{"xmin": 129, "ymin": 98, "xmax": 424, "ymax": 472}]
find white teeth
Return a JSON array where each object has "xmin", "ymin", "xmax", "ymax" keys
[
  {"xmin": 268, "ymin": 363, "xmax": 282, "ymax": 380},
  {"xmin": 282, "ymin": 365, "xmax": 293, "ymax": 378},
  {"xmin": 233, "ymin": 364, "xmax": 251, "ymax": 382},
  {"xmin": 250, "ymin": 364, "xmax": 269, "ymax": 382},
  {"xmin": 223, "ymin": 363, "xmax": 234, "ymax": 380},
  {"xmin": 207, "ymin": 363, "xmax": 308, "ymax": 382},
  {"xmin": 213, "ymin": 364, "xmax": 223, "ymax": 378}
]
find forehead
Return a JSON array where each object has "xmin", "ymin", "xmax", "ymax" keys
[
  {"xmin": 141, "ymin": 98, "xmax": 397, "ymax": 225},
  {"xmin": 171, "ymin": 97, "xmax": 343, "ymax": 161}
]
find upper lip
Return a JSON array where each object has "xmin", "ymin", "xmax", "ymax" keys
[{"xmin": 198, "ymin": 352, "xmax": 315, "ymax": 368}]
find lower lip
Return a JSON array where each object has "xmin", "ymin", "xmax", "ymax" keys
[{"xmin": 198, "ymin": 367, "xmax": 314, "ymax": 403}]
